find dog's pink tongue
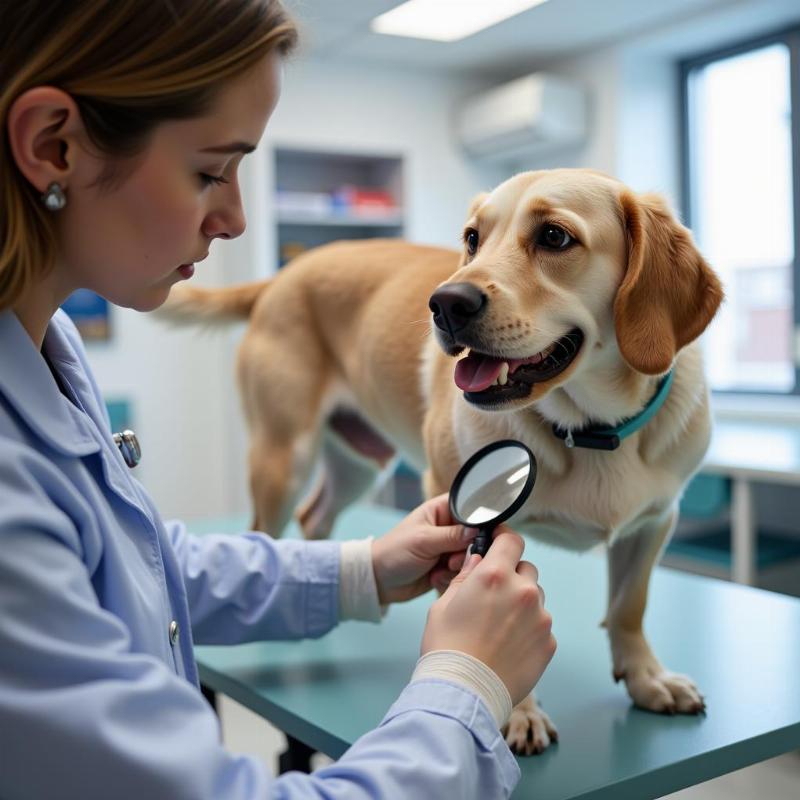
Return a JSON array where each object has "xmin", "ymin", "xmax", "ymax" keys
[{"xmin": 454, "ymin": 352, "xmax": 504, "ymax": 392}]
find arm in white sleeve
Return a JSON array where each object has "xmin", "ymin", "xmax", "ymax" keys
[
  {"xmin": 168, "ymin": 523, "xmax": 385, "ymax": 644},
  {"xmin": 166, "ymin": 520, "xmax": 341, "ymax": 644},
  {"xmin": 282, "ymin": 680, "xmax": 520, "ymax": 799},
  {"xmin": 0, "ymin": 527, "xmax": 519, "ymax": 800}
]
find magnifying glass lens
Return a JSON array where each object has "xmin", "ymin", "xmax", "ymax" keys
[{"xmin": 451, "ymin": 441, "xmax": 535, "ymax": 529}]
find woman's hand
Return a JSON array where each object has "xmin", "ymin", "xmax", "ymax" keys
[
  {"xmin": 421, "ymin": 530, "xmax": 556, "ymax": 706},
  {"xmin": 371, "ymin": 494, "xmax": 475, "ymax": 604}
]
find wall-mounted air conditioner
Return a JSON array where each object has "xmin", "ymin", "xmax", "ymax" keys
[{"xmin": 455, "ymin": 73, "xmax": 588, "ymax": 163}]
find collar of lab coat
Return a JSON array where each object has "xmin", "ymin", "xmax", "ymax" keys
[{"xmin": 0, "ymin": 309, "xmax": 101, "ymax": 458}]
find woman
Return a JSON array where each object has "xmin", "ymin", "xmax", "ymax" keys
[{"xmin": 0, "ymin": 1, "xmax": 556, "ymax": 798}]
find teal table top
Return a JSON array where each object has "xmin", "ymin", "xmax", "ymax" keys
[{"xmin": 192, "ymin": 505, "xmax": 800, "ymax": 800}]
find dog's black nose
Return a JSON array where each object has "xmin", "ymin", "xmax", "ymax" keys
[{"xmin": 429, "ymin": 282, "xmax": 487, "ymax": 335}]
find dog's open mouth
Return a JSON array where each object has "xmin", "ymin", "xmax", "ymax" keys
[{"xmin": 455, "ymin": 328, "xmax": 584, "ymax": 406}]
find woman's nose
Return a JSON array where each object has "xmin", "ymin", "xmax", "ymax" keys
[{"xmin": 203, "ymin": 189, "xmax": 247, "ymax": 240}]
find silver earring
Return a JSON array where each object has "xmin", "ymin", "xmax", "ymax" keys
[{"xmin": 42, "ymin": 182, "xmax": 67, "ymax": 211}]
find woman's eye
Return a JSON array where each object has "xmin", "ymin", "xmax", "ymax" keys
[
  {"xmin": 465, "ymin": 229, "xmax": 479, "ymax": 256},
  {"xmin": 199, "ymin": 173, "xmax": 229, "ymax": 187},
  {"xmin": 536, "ymin": 224, "xmax": 574, "ymax": 250}
]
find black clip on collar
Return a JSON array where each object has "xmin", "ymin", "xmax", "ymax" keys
[{"xmin": 551, "ymin": 425, "xmax": 621, "ymax": 451}]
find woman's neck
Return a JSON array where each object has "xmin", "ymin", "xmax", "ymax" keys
[{"xmin": 13, "ymin": 267, "xmax": 73, "ymax": 349}]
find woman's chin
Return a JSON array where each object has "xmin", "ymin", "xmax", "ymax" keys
[{"xmin": 124, "ymin": 287, "xmax": 172, "ymax": 313}]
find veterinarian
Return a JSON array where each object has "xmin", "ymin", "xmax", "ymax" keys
[{"xmin": 0, "ymin": 1, "xmax": 556, "ymax": 798}]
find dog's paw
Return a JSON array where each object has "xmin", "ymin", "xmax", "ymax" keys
[
  {"xmin": 503, "ymin": 697, "xmax": 559, "ymax": 756},
  {"xmin": 619, "ymin": 667, "xmax": 706, "ymax": 715}
]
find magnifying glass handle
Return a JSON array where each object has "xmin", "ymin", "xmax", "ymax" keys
[{"xmin": 471, "ymin": 530, "xmax": 492, "ymax": 557}]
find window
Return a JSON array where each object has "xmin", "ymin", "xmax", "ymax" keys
[{"xmin": 683, "ymin": 35, "xmax": 797, "ymax": 393}]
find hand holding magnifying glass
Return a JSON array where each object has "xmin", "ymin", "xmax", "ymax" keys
[{"xmin": 449, "ymin": 440, "xmax": 537, "ymax": 557}]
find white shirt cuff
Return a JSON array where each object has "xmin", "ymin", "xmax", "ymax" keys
[
  {"xmin": 411, "ymin": 650, "xmax": 513, "ymax": 729},
  {"xmin": 338, "ymin": 538, "xmax": 383, "ymax": 623}
]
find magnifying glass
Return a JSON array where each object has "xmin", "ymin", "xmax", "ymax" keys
[{"xmin": 449, "ymin": 439, "xmax": 537, "ymax": 558}]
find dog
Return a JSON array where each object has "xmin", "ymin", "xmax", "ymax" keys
[{"xmin": 166, "ymin": 168, "xmax": 724, "ymax": 754}]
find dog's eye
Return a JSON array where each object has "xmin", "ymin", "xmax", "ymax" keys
[
  {"xmin": 464, "ymin": 229, "xmax": 479, "ymax": 256},
  {"xmin": 536, "ymin": 224, "xmax": 574, "ymax": 250}
]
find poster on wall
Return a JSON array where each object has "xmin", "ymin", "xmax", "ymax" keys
[{"xmin": 61, "ymin": 289, "xmax": 110, "ymax": 341}]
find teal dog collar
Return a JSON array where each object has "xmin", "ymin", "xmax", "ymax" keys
[{"xmin": 552, "ymin": 370, "xmax": 674, "ymax": 451}]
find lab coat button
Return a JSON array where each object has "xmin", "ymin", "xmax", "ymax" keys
[{"xmin": 169, "ymin": 620, "xmax": 180, "ymax": 646}]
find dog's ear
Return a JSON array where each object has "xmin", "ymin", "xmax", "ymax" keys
[{"xmin": 614, "ymin": 191, "xmax": 724, "ymax": 375}]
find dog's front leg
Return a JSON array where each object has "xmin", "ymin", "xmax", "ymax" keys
[{"xmin": 605, "ymin": 511, "xmax": 705, "ymax": 714}]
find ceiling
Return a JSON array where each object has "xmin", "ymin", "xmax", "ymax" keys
[{"xmin": 282, "ymin": 0, "xmax": 747, "ymax": 77}]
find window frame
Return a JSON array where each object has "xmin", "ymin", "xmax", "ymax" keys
[{"xmin": 680, "ymin": 25, "xmax": 800, "ymax": 396}]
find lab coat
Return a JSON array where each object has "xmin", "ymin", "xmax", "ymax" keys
[{"xmin": 0, "ymin": 309, "xmax": 519, "ymax": 799}]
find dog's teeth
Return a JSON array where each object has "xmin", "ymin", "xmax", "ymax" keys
[
  {"xmin": 491, "ymin": 378, "xmax": 499, "ymax": 387},
  {"xmin": 498, "ymin": 362, "xmax": 509, "ymax": 385}
]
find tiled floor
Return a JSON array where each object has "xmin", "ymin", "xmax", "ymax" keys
[{"xmin": 218, "ymin": 694, "xmax": 800, "ymax": 797}]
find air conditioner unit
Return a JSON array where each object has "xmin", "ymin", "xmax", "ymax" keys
[{"xmin": 455, "ymin": 73, "xmax": 588, "ymax": 163}]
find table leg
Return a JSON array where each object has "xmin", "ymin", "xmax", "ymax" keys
[
  {"xmin": 201, "ymin": 683, "xmax": 218, "ymax": 714},
  {"xmin": 731, "ymin": 477, "xmax": 756, "ymax": 585},
  {"xmin": 278, "ymin": 734, "xmax": 316, "ymax": 774}
]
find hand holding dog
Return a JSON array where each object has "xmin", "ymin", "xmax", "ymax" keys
[
  {"xmin": 421, "ymin": 531, "xmax": 556, "ymax": 705},
  {"xmin": 371, "ymin": 494, "xmax": 476, "ymax": 604}
]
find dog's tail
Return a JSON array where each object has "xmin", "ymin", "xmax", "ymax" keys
[{"xmin": 161, "ymin": 279, "xmax": 269, "ymax": 324}]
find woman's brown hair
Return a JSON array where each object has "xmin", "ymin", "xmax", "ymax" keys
[{"xmin": 0, "ymin": 0, "xmax": 298, "ymax": 311}]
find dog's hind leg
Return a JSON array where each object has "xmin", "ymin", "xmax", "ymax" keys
[
  {"xmin": 604, "ymin": 510, "xmax": 705, "ymax": 714},
  {"xmin": 239, "ymin": 333, "xmax": 332, "ymax": 536},
  {"xmin": 248, "ymin": 427, "xmax": 323, "ymax": 536},
  {"xmin": 296, "ymin": 410, "xmax": 396, "ymax": 540},
  {"xmin": 296, "ymin": 432, "xmax": 390, "ymax": 540}
]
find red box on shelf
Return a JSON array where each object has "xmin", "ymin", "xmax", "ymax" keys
[{"xmin": 332, "ymin": 185, "xmax": 397, "ymax": 215}]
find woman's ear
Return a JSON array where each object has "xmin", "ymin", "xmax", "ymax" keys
[
  {"xmin": 614, "ymin": 191, "xmax": 724, "ymax": 375},
  {"xmin": 6, "ymin": 86, "xmax": 84, "ymax": 194}
]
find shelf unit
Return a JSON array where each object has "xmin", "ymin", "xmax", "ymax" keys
[
  {"xmin": 273, "ymin": 147, "xmax": 404, "ymax": 267},
  {"xmin": 276, "ymin": 211, "xmax": 405, "ymax": 227}
]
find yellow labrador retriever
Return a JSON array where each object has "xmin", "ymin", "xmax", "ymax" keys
[{"xmin": 167, "ymin": 168, "xmax": 723, "ymax": 753}]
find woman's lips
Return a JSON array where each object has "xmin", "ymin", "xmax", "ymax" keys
[{"xmin": 177, "ymin": 263, "xmax": 195, "ymax": 279}]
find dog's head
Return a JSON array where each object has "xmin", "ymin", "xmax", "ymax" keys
[{"xmin": 428, "ymin": 169, "xmax": 723, "ymax": 411}]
